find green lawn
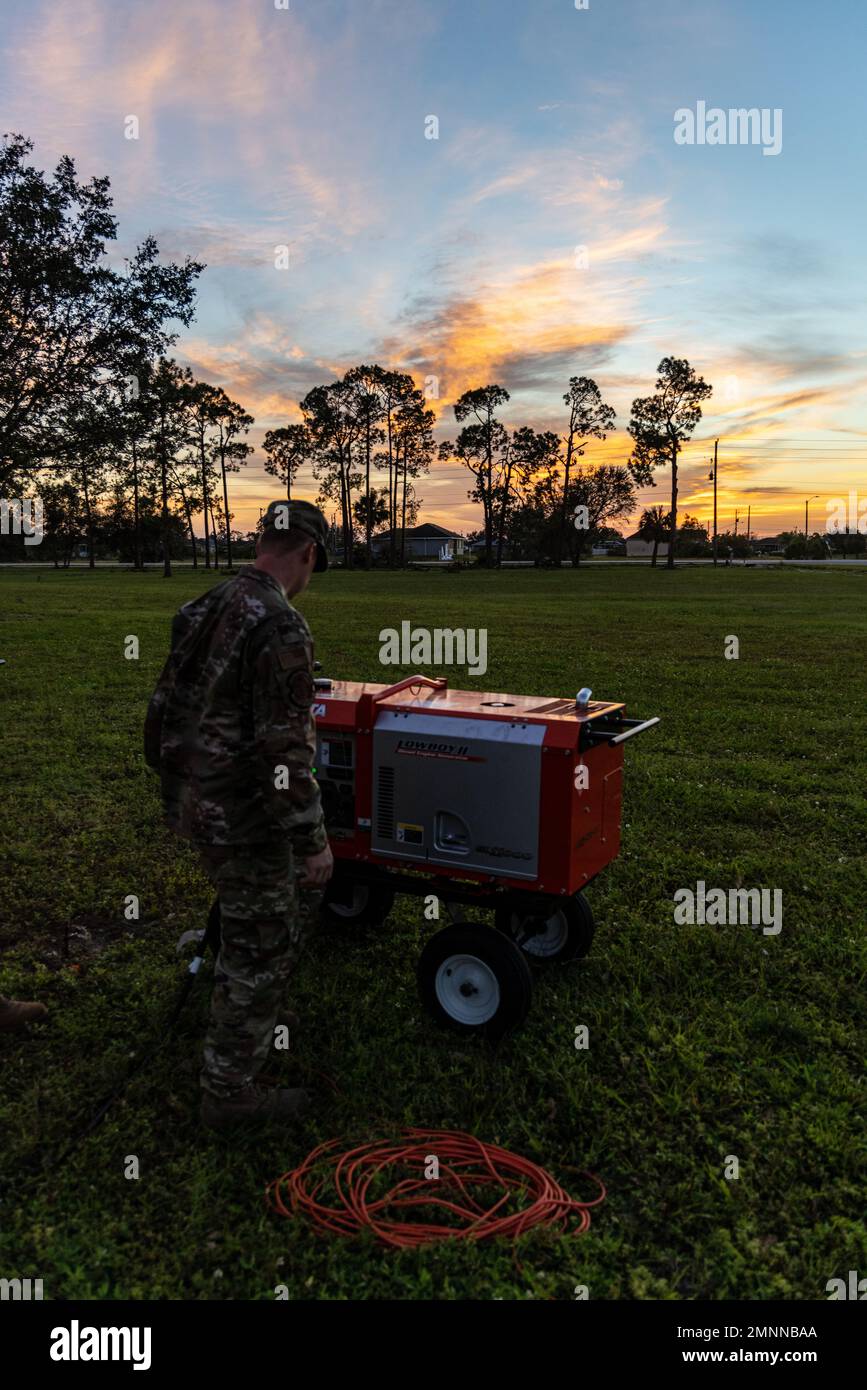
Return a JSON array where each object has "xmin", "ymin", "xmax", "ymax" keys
[{"xmin": 1, "ymin": 564, "xmax": 865, "ymax": 1300}]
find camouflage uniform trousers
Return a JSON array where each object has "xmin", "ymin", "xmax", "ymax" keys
[{"xmin": 197, "ymin": 840, "xmax": 323, "ymax": 1099}]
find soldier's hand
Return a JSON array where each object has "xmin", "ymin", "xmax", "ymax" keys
[{"xmin": 301, "ymin": 844, "xmax": 333, "ymax": 887}]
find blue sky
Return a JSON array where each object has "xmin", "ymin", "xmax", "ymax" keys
[{"xmin": 2, "ymin": 0, "xmax": 865, "ymax": 533}]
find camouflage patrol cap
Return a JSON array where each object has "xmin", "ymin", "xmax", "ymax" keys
[{"xmin": 261, "ymin": 498, "xmax": 329, "ymax": 572}]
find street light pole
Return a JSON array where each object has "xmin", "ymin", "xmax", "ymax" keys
[{"xmin": 805, "ymin": 495, "xmax": 819, "ymax": 549}]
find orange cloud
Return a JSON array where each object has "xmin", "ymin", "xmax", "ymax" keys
[{"xmin": 385, "ymin": 245, "xmax": 664, "ymax": 412}]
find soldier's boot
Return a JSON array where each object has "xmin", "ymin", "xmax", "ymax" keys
[
  {"xmin": 0, "ymin": 995, "xmax": 48, "ymax": 1033},
  {"xmin": 200, "ymin": 1083, "xmax": 310, "ymax": 1131}
]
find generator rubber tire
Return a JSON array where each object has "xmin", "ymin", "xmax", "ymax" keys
[
  {"xmin": 417, "ymin": 923, "xmax": 533, "ymax": 1039},
  {"xmin": 320, "ymin": 872, "xmax": 396, "ymax": 929},
  {"xmin": 495, "ymin": 892, "xmax": 595, "ymax": 963}
]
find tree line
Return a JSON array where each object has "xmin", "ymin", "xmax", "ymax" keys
[
  {"xmin": 2, "ymin": 132, "xmax": 721, "ymax": 573},
  {"xmin": 0, "ymin": 135, "xmax": 439, "ymax": 572},
  {"xmin": 435, "ymin": 358, "xmax": 713, "ymax": 569}
]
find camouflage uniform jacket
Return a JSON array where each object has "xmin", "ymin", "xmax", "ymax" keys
[{"xmin": 144, "ymin": 566, "xmax": 327, "ymax": 854}]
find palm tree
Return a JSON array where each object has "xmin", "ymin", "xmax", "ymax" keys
[{"xmin": 638, "ymin": 505, "xmax": 672, "ymax": 567}]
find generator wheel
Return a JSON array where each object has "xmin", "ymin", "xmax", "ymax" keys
[
  {"xmin": 417, "ymin": 924, "xmax": 533, "ymax": 1039},
  {"xmin": 320, "ymin": 872, "xmax": 395, "ymax": 929},
  {"xmin": 495, "ymin": 892, "xmax": 595, "ymax": 963}
]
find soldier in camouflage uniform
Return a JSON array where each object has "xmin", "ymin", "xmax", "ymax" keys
[{"xmin": 144, "ymin": 499, "xmax": 333, "ymax": 1129}]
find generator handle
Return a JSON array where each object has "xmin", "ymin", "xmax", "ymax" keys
[
  {"xmin": 373, "ymin": 674, "xmax": 448, "ymax": 704},
  {"xmin": 607, "ymin": 716, "xmax": 661, "ymax": 745}
]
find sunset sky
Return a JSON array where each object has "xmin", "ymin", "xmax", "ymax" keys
[{"xmin": 2, "ymin": 0, "xmax": 865, "ymax": 536}]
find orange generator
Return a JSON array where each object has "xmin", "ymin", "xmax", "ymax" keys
[{"xmin": 313, "ymin": 675, "xmax": 659, "ymax": 1037}]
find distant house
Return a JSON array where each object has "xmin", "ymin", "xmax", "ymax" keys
[
  {"xmin": 626, "ymin": 532, "xmax": 670, "ymax": 558},
  {"xmin": 371, "ymin": 523, "xmax": 466, "ymax": 560},
  {"xmin": 755, "ymin": 536, "xmax": 785, "ymax": 555}
]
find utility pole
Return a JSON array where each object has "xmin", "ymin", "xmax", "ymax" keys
[
  {"xmin": 805, "ymin": 494, "xmax": 818, "ymax": 542},
  {"xmin": 710, "ymin": 440, "xmax": 719, "ymax": 567},
  {"xmin": 734, "ymin": 509, "xmax": 739, "ymax": 537},
  {"xmin": 746, "ymin": 504, "xmax": 751, "ymax": 542}
]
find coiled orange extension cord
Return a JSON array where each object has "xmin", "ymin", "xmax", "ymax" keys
[{"xmin": 266, "ymin": 1128, "xmax": 605, "ymax": 1247}]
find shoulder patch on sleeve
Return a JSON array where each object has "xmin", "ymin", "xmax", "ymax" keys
[{"xmin": 286, "ymin": 668, "xmax": 314, "ymax": 708}]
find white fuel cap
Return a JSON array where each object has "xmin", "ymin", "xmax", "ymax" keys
[{"xmin": 576, "ymin": 687, "xmax": 592, "ymax": 708}]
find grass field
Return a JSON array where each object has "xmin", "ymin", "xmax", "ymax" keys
[{"xmin": 1, "ymin": 564, "xmax": 865, "ymax": 1301}]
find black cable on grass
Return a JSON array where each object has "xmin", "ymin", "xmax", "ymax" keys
[{"xmin": 0, "ymin": 905, "xmax": 221, "ymax": 1200}]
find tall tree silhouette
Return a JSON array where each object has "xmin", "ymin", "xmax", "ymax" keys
[
  {"xmin": 302, "ymin": 379, "xmax": 362, "ymax": 566},
  {"xmin": 393, "ymin": 388, "xmax": 434, "ymax": 564},
  {"xmin": 210, "ymin": 389, "xmax": 253, "ymax": 573},
  {"xmin": 186, "ymin": 382, "xmax": 224, "ymax": 569},
  {"xmin": 501, "ymin": 428, "xmax": 561, "ymax": 565},
  {"xmin": 628, "ymin": 358, "xmax": 712, "ymax": 570},
  {"xmin": 441, "ymin": 385, "xmax": 510, "ymax": 565},
  {"xmin": 345, "ymin": 366, "xmax": 386, "ymax": 566},
  {"xmin": 262, "ymin": 423, "xmax": 310, "ymax": 503},
  {"xmin": 145, "ymin": 359, "xmax": 192, "ymax": 578},
  {"xmin": 557, "ymin": 377, "xmax": 616, "ymax": 565},
  {"xmin": 0, "ymin": 133, "xmax": 201, "ymax": 491}
]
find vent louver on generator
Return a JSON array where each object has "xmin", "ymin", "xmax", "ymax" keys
[{"xmin": 376, "ymin": 765, "xmax": 396, "ymax": 839}]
